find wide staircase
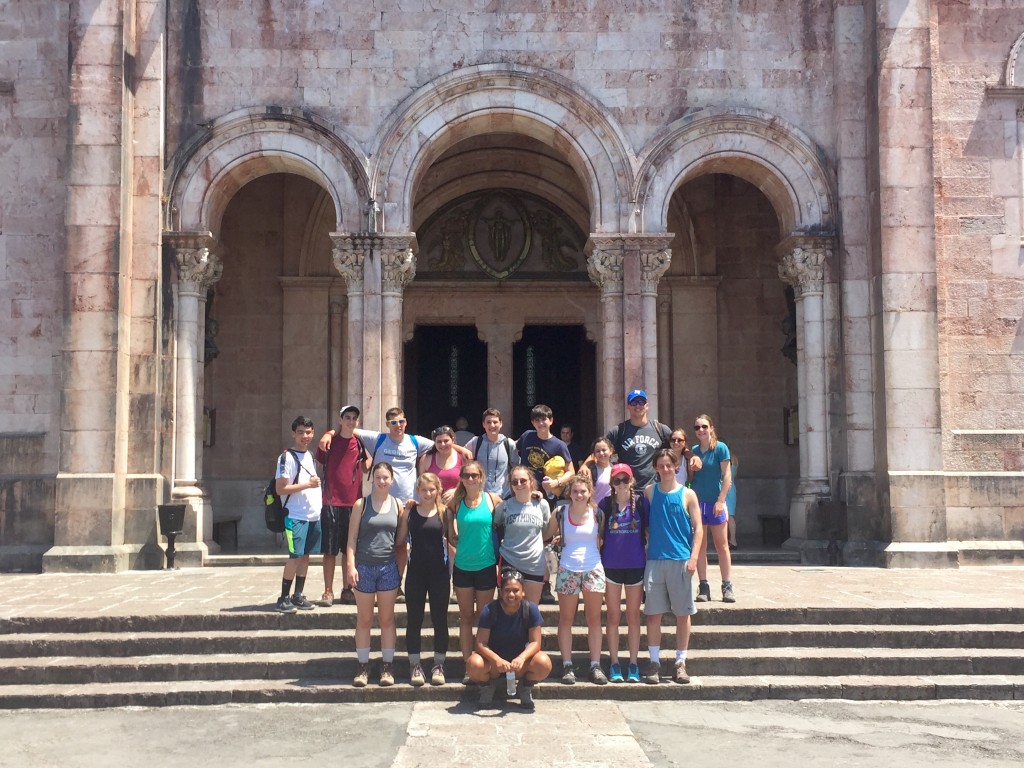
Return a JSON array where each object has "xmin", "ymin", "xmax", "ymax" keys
[{"xmin": 2, "ymin": 600, "xmax": 1022, "ymax": 708}]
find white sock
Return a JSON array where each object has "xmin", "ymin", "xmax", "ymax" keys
[
  {"xmin": 676, "ymin": 649, "xmax": 688, "ymax": 663},
  {"xmin": 648, "ymin": 646, "xmax": 660, "ymax": 664},
  {"xmin": 356, "ymin": 647, "xmax": 370, "ymax": 664},
  {"xmin": 382, "ymin": 648, "xmax": 395, "ymax": 663}
]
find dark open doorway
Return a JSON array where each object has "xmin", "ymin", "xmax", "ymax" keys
[
  {"xmin": 404, "ymin": 325, "xmax": 488, "ymax": 436},
  {"xmin": 512, "ymin": 325, "xmax": 596, "ymax": 445}
]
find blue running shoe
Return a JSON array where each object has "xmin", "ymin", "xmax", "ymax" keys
[
  {"xmin": 609, "ymin": 663, "xmax": 624, "ymax": 683},
  {"xmin": 627, "ymin": 662, "xmax": 641, "ymax": 683}
]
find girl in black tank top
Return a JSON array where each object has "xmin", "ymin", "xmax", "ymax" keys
[{"xmin": 404, "ymin": 472, "xmax": 452, "ymax": 687}]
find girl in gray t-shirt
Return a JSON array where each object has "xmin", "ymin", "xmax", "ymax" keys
[{"xmin": 494, "ymin": 465, "xmax": 552, "ymax": 604}]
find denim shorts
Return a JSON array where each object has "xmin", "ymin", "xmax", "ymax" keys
[{"xmin": 355, "ymin": 561, "xmax": 401, "ymax": 594}]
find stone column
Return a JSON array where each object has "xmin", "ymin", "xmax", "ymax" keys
[
  {"xmin": 778, "ymin": 238, "xmax": 832, "ymax": 540},
  {"xmin": 331, "ymin": 234, "xmax": 367, "ymax": 414},
  {"xmin": 638, "ymin": 241, "xmax": 673, "ymax": 416},
  {"xmin": 477, "ymin": 323, "xmax": 523, "ymax": 422},
  {"xmin": 875, "ymin": 0, "xmax": 947, "ymax": 566},
  {"xmin": 43, "ymin": 0, "xmax": 131, "ymax": 572},
  {"xmin": 587, "ymin": 238, "xmax": 624, "ymax": 428},
  {"xmin": 380, "ymin": 235, "xmax": 418, "ymax": 412},
  {"xmin": 328, "ymin": 287, "xmax": 345, "ymax": 416},
  {"xmin": 656, "ymin": 294, "xmax": 673, "ymax": 425},
  {"xmin": 167, "ymin": 233, "xmax": 223, "ymax": 565}
]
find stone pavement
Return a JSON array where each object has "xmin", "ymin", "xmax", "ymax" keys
[
  {"xmin": 1, "ymin": 699, "xmax": 1023, "ymax": 768},
  {"xmin": 1, "ymin": 564, "xmax": 1023, "ymax": 619}
]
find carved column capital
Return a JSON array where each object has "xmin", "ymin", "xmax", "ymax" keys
[
  {"xmin": 639, "ymin": 246, "xmax": 672, "ymax": 294},
  {"xmin": 777, "ymin": 236, "xmax": 833, "ymax": 298},
  {"xmin": 330, "ymin": 233, "xmax": 369, "ymax": 293},
  {"xmin": 586, "ymin": 237, "xmax": 624, "ymax": 294},
  {"xmin": 166, "ymin": 232, "xmax": 224, "ymax": 293},
  {"xmin": 380, "ymin": 233, "xmax": 418, "ymax": 295}
]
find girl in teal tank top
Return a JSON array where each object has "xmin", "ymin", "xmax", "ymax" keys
[{"xmin": 446, "ymin": 460, "xmax": 503, "ymax": 674}]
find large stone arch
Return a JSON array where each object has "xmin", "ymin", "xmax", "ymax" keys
[
  {"xmin": 636, "ymin": 107, "xmax": 836, "ymax": 237},
  {"xmin": 166, "ymin": 107, "xmax": 369, "ymax": 238},
  {"xmin": 369, "ymin": 64, "xmax": 636, "ymax": 233}
]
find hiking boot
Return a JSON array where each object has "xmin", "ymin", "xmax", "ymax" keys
[
  {"xmin": 674, "ymin": 660, "xmax": 690, "ymax": 684},
  {"xmin": 315, "ymin": 591, "xmax": 333, "ymax": 608},
  {"xmin": 627, "ymin": 662, "xmax": 641, "ymax": 683},
  {"xmin": 695, "ymin": 581, "xmax": 712, "ymax": 602},
  {"xmin": 353, "ymin": 663, "xmax": 369, "ymax": 688},
  {"xmin": 379, "ymin": 662, "xmax": 394, "ymax": 687},
  {"xmin": 589, "ymin": 665, "xmax": 609, "ymax": 685},
  {"xmin": 540, "ymin": 584, "xmax": 557, "ymax": 605},
  {"xmin": 410, "ymin": 663, "xmax": 425, "ymax": 687},
  {"xmin": 643, "ymin": 660, "xmax": 661, "ymax": 685},
  {"xmin": 722, "ymin": 583, "xmax": 736, "ymax": 603},
  {"xmin": 519, "ymin": 682, "xmax": 535, "ymax": 710},
  {"xmin": 291, "ymin": 593, "xmax": 315, "ymax": 610},
  {"xmin": 274, "ymin": 596, "xmax": 297, "ymax": 614},
  {"xmin": 339, "ymin": 588, "xmax": 356, "ymax": 605},
  {"xmin": 478, "ymin": 679, "xmax": 498, "ymax": 706},
  {"xmin": 560, "ymin": 665, "xmax": 576, "ymax": 685},
  {"xmin": 430, "ymin": 664, "xmax": 446, "ymax": 686},
  {"xmin": 608, "ymin": 663, "xmax": 624, "ymax": 683}
]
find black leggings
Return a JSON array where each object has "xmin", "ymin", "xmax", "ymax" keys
[{"xmin": 405, "ymin": 561, "xmax": 451, "ymax": 656}]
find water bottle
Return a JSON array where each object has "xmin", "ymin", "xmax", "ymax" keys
[{"xmin": 505, "ymin": 671, "xmax": 516, "ymax": 696}]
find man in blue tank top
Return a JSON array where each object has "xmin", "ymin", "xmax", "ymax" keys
[{"xmin": 642, "ymin": 448, "xmax": 703, "ymax": 685}]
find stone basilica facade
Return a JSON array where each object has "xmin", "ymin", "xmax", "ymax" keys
[{"xmin": 1, "ymin": 1, "xmax": 1022, "ymax": 571}]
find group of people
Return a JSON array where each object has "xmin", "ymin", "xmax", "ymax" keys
[{"xmin": 270, "ymin": 389, "xmax": 735, "ymax": 707}]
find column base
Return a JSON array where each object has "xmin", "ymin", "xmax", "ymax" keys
[
  {"xmin": 0, "ymin": 544, "xmax": 50, "ymax": 573},
  {"xmin": 170, "ymin": 487, "xmax": 215, "ymax": 563},
  {"xmin": 41, "ymin": 545, "xmax": 136, "ymax": 573}
]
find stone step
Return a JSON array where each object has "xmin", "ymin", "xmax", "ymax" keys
[
  {"xmin": 5, "ymin": 605, "xmax": 1024, "ymax": 634},
  {"xmin": 1, "ymin": 624, "xmax": 1022, "ymax": 658},
  {"xmin": 0, "ymin": 674, "xmax": 1021, "ymax": 709},
  {"xmin": 3, "ymin": 647, "xmax": 1021, "ymax": 686}
]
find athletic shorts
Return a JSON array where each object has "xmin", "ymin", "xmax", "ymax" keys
[
  {"xmin": 284, "ymin": 517, "xmax": 321, "ymax": 559},
  {"xmin": 605, "ymin": 566, "xmax": 646, "ymax": 587},
  {"xmin": 355, "ymin": 561, "xmax": 401, "ymax": 594},
  {"xmin": 643, "ymin": 559, "xmax": 696, "ymax": 617},
  {"xmin": 320, "ymin": 505, "xmax": 352, "ymax": 557},
  {"xmin": 452, "ymin": 564, "xmax": 497, "ymax": 591},
  {"xmin": 699, "ymin": 500, "xmax": 728, "ymax": 526},
  {"xmin": 556, "ymin": 563, "xmax": 606, "ymax": 595}
]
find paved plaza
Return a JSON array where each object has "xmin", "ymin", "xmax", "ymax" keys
[{"xmin": 1, "ymin": 699, "xmax": 1022, "ymax": 768}]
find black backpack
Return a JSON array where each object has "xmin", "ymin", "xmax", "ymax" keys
[{"xmin": 264, "ymin": 449, "xmax": 300, "ymax": 533}]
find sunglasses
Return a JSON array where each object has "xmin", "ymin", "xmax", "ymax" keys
[
  {"xmin": 388, "ymin": 419, "xmax": 407, "ymax": 426},
  {"xmin": 611, "ymin": 477, "xmax": 631, "ymax": 485},
  {"xmin": 511, "ymin": 478, "xmax": 530, "ymax": 487},
  {"xmin": 694, "ymin": 425, "xmax": 710, "ymax": 430},
  {"xmin": 670, "ymin": 437, "xmax": 686, "ymax": 443},
  {"xmin": 460, "ymin": 472, "xmax": 482, "ymax": 480}
]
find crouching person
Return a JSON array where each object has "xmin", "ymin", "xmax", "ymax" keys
[{"xmin": 466, "ymin": 569, "xmax": 551, "ymax": 710}]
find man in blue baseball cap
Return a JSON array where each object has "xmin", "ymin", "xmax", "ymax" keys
[{"xmin": 583, "ymin": 389, "xmax": 698, "ymax": 490}]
